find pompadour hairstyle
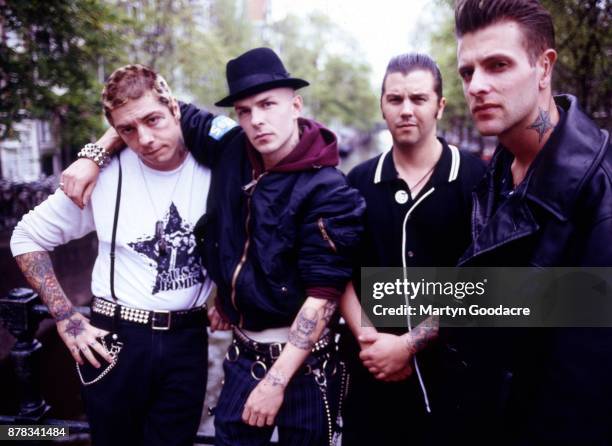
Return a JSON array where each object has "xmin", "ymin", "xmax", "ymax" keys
[
  {"xmin": 454, "ymin": 0, "xmax": 555, "ymax": 64},
  {"xmin": 381, "ymin": 53, "xmax": 444, "ymax": 100}
]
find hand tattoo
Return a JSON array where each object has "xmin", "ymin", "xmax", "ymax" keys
[
  {"xmin": 65, "ymin": 318, "xmax": 85, "ymax": 338},
  {"xmin": 265, "ymin": 369, "xmax": 288, "ymax": 388},
  {"xmin": 288, "ymin": 307, "xmax": 318, "ymax": 350},
  {"xmin": 527, "ymin": 108, "xmax": 554, "ymax": 142}
]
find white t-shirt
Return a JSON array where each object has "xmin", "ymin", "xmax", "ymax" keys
[{"xmin": 11, "ymin": 149, "xmax": 213, "ymax": 311}]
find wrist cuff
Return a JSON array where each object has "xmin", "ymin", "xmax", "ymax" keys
[{"xmin": 77, "ymin": 143, "xmax": 111, "ymax": 168}]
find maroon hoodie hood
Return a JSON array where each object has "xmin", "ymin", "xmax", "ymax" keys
[{"xmin": 246, "ymin": 118, "xmax": 339, "ymax": 177}]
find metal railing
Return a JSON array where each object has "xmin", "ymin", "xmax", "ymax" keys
[
  {"xmin": 0, "ymin": 288, "xmax": 219, "ymax": 444},
  {"xmin": 0, "ymin": 177, "xmax": 59, "ymax": 233}
]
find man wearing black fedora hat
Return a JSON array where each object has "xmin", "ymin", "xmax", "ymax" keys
[
  {"xmin": 213, "ymin": 47, "xmax": 310, "ymax": 107},
  {"xmin": 180, "ymin": 46, "xmax": 365, "ymax": 446},
  {"xmin": 64, "ymin": 47, "xmax": 365, "ymax": 446}
]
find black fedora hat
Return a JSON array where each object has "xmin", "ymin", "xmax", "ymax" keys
[{"xmin": 215, "ymin": 47, "xmax": 309, "ymax": 107}]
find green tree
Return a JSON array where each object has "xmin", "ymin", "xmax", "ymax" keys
[
  {"xmin": 0, "ymin": 0, "xmax": 124, "ymax": 161},
  {"xmin": 177, "ymin": 0, "xmax": 259, "ymax": 107},
  {"xmin": 103, "ymin": 0, "xmax": 248, "ymax": 103},
  {"xmin": 138, "ymin": 3, "xmax": 380, "ymax": 131},
  {"xmin": 265, "ymin": 12, "xmax": 378, "ymax": 131},
  {"xmin": 105, "ymin": 0, "xmax": 260, "ymax": 109},
  {"xmin": 427, "ymin": 1, "xmax": 470, "ymax": 134},
  {"xmin": 542, "ymin": 0, "xmax": 611, "ymax": 128},
  {"xmin": 1, "ymin": 0, "xmax": 379, "ymax": 165},
  {"xmin": 426, "ymin": 0, "xmax": 611, "ymax": 135}
]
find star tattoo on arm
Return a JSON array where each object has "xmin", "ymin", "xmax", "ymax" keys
[
  {"xmin": 65, "ymin": 318, "xmax": 85, "ymax": 338},
  {"xmin": 527, "ymin": 108, "xmax": 554, "ymax": 142}
]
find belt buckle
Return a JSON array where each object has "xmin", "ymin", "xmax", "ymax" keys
[
  {"xmin": 269, "ymin": 342, "xmax": 283, "ymax": 359},
  {"xmin": 152, "ymin": 310, "xmax": 171, "ymax": 330}
]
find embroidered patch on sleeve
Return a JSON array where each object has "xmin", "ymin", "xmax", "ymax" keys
[{"xmin": 209, "ymin": 115, "xmax": 238, "ymax": 140}]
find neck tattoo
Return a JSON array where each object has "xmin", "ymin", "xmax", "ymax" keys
[{"xmin": 526, "ymin": 107, "xmax": 554, "ymax": 142}]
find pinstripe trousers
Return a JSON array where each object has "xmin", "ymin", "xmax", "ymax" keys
[{"xmin": 214, "ymin": 352, "xmax": 341, "ymax": 446}]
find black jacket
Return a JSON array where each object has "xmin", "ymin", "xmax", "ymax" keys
[
  {"xmin": 343, "ymin": 139, "xmax": 486, "ymax": 420},
  {"xmin": 350, "ymin": 138, "xmax": 486, "ymax": 270},
  {"xmin": 180, "ymin": 103, "xmax": 365, "ymax": 330},
  {"xmin": 460, "ymin": 95, "xmax": 612, "ymax": 444}
]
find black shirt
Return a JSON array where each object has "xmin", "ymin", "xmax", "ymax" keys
[{"xmin": 348, "ymin": 137, "xmax": 486, "ymax": 272}]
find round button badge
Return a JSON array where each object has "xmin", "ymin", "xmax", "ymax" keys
[{"xmin": 395, "ymin": 190, "xmax": 409, "ymax": 204}]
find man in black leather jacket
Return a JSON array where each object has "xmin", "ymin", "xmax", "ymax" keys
[{"xmin": 455, "ymin": 0, "xmax": 612, "ymax": 444}]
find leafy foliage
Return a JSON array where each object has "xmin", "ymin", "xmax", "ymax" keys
[
  {"xmin": 264, "ymin": 12, "xmax": 378, "ymax": 131},
  {"xmin": 542, "ymin": 0, "xmax": 611, "ymax": 128},
  {"xmin": 0, "ymin": 0, "xmax": 123, "ymax": 152},
  {"xmin": 426, "ymin": 0, "xmax": 611, "ymax": 132},
  {"xmin": 1, "ymin": 0, "xmax": 379, "ymax": 161}
]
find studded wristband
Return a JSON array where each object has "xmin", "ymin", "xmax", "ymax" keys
[{"xmin": 77, "ymin": 143, "xmax": 111, "ymax": 168}]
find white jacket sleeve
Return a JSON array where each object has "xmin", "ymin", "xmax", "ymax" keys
[{"xmin": 10, "ymin": 188, "xmax": 95, "ymax": 256}]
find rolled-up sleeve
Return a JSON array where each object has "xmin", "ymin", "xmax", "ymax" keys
[{"xmin": 297, "ymin": 171, "xmax": 365, "ymax": 300}]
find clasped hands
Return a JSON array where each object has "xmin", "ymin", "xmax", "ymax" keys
[{"xmin": 358, "ymin": 329, "xmax": 415, "ymax": 382}]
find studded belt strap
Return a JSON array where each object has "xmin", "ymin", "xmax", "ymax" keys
[
  {"xmin": 91, "ymin": 297, "xmax": 207, "ymax": 331},
  {"xmin": 232, "ymin": 327, "xmax": 334, "ymax": 359}
]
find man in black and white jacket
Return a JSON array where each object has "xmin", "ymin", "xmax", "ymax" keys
[{"xmin": 339, "ymin": 53, "xmax": 486, "ymax": 446}]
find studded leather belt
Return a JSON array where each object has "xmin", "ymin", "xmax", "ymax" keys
[
  {"xmin": 231, "ymin": 327, "xmax": 334, "ymax": 360},
  {"xmin": 228, "ymin": 328, "xmax": 337, "ymax": 380},
  {"xmin": 91, "ymin": 297, "xmax": 207, "ymax": 331}
]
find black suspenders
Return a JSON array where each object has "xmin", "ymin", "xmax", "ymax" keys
[{"xmin": 110, "ymin": 155, "xmax": 122, "ymax": 330}]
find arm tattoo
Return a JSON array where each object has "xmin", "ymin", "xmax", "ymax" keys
[
  {"xmin": 265, "ymin": 369, "xmax": 288, "ymax": 388},
  {"xmin": 526, "ymin": 108, "xmax": 554, "ymax": 142},
  {"xmin": 55, "ymin": 305, "xmax": 76, "ymax": 321},
  {"xmin": 65, "ymin": 318, "xmax": 85, "ymax": 338},
  {"xmin": 288, "ymin": 307, "xmax": 318, "ymax": 350},
  {"xmin": 405, "ymin": 316, "xmax": 439, "ymax": 354},
  {"xmin": 320, "ymin": 300, "xmax": 338, "ymax": 325},
  {"xmin": 15, "ymin": 252, "xmax": 75, "ymax": 322}
]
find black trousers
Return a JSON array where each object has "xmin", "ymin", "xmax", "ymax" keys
[
  {"xmin": 81, "ymin": 318, "xmax": 208, "ymax": 446},
  {"xmin": 342, "ymin": 362, "xmax": 434, "ymax": 446},
  {"xmin": 341, "ymin": 334, "xmax": 471, "ymax": 446}
]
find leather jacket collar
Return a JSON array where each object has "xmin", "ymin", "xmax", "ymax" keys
[
  {"xmin": 524, "ymin": 95, "xmax": 609, "ymax": 221},
  {"xmin": 461, "ymin": 95, "xmax": 610, "ymax": 264},
  {"xmin": 478, "ymin": 94, "xmax": 609, "ymax": 223}
]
